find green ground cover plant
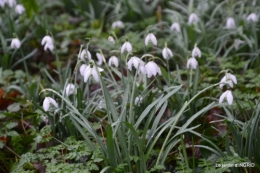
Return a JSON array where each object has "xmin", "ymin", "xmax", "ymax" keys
[{"xmin": 0, "ymin": 0, "xmax": 260, "ymax": 172}]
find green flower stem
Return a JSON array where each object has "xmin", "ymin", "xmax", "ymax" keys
[{"xmin": 180, "ymin": 135, "xmax": 189, "ymax": 169}]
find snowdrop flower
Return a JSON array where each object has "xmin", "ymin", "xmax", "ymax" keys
[
  {"xmin": 219, "ymin": 90, "xmax": 233, "ymax": 105},
  {"xmin": 162, "ymin": 47, "xmax": 173, "ymax": 59},
  {"xmin": 247, "ymin": 13, "xmax": 258, "ymax": 22},
  {"xmin": 121, "ymin": 41, "xmax": 132, "ymax": 53},
  {"xmin": 145, "ymin": 33, "xmax": 157, "ymax": 46},
  {"xmin": 192, "ymin": 46, "xmax": 201, "ymax": 58},
  {"xmin": 7, "ymin": 0, "xmax": 16, "ymax": 7},
  {"xmin": 145, "ymin": 61, "xmax": 161, "ymax": 78},
  {"xmin": 0, "ymin": 0, "xmax": 6, "ymax": 8},
  {"xmin": 135, "ymin": 95, "xmax": 143, "ymax": 106},
  {"xmin": 11, "ymin": 38, "xmax": 21, "ymax": 49},
  {"xmin": 170, "ymin": 22, "xmax": 180, "ymax": 32},
  {"xmin": 111, "ymin": 20, "xmax": 124, "ymax": 29},
  {"xmin": 65, "ymin": 84, "xmax": 76, "ymax": 96},
  {"xmin": 108, "ymin": 36, "xmax": 115, "ymax": 44},
  {"xmin": 226, "ymin": 17, "xmax": 236, "ymax": 29},
  {"xmin": 234, "ymin": 39, "xmax": 244, "ymax": 50},
  {"xmin": 96, "ymin": 53, "xmax": 103, "ymax": 66},
  {"xmin": 186, "ymin": 57, "xmax": 198, "ymax": 69},
  {"xmin": 219, "ymin": 73, "xmax": 237, "ymax": 89},
  {"xmin": 127, "ymin": 56, "xmax": 143, "ymax": 71},
  {"xmin": 41, "ymin": 35, "xmax": 54, "ymax": 51},
  {"xmin": 15, "ymin": 4, "xmax": 25, "ymax": 15},
  {"xmin": 188, "ymin": 13, "xmax": 199, "ymax": 25},
  {"xmin": 108, "ymin": 56, "xmax": 119, "ymax": 67},
  {"xmin": 80, "ymin": 49, "xmax": 91, "ymax": 60},
  {"xmin": 43, "ymin": 97, "xmax": 58, "ymax": 111},
  {"xmin": 82, "ymin": 65, "xmax": 104, "ymax": 82}
]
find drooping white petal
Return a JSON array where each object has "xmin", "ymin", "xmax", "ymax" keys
[
  {"xmin": 228, "ymin": 73, "xmax": 237, "ymax": 84},
  {"xmin": 96, "ymin": 53, "xmax": 103, "ymax": 66},
  {"xmin": 41, "ymin": 35, "xmax": 53, "ymax": 46},
  {"xmin": 83, "ymin": 67, "xmax": 92, "ymax": 82},
  {"xmin": 79, "ymin": 64, "xmax": 88, "ymax": 76},
  {"xmin": 91, "ymin": 68, "xmax": 99, "ymax": 82},
  {"xmin": 219, "ymin": 91, "xmax": 227, "ymax": 104},
  {"xmin": 145, "ymin": 33, "xmax": 157, "ymax": 46},
  {"xmin": 219, "ymin": 76, "xmax": 227, "ymax": 89},
  {"xmin": 108, "ymin": 36, "xmax": 115, "ymax": 44},
  {"xmin": 127, "ymin": 56, "xmax": 141, "ymax": 71},
  {"xmin": 187, "ymin": 57, "xmax": 198, "ymax": 69},
  {"xmin": 15, "ymin": 4, "xmax": 25, "ymax": 15},
  {"xmin": 170, "ymin": 22, "xmax": 180, "ymax": 32},
  {"xmin": 111, "ymin": 20, "xmax": 124, "ymax": 29},
  {"xmin": 247, "ymin": 13, "xmax": 258, "ymax": 22},
  {"xmin": 219, "ymin": 73, "xmax": 237, "ymax": 89},
  {"xmin": 138, "ymin": 61, "xmax": 146, "ymax": 74},
  {"xmin": 11, "ymin": 38, "xmax": 21, "ymax": 49},
  {"xmin": 108, "ymin": 56, "xmax": 119, "ymax": 67},
  {"xmin": 83, "ymin": 66, "xmax": 103, "ymax": 82},
  {"xmin": 162, "ymin": 47, "xmax": 173, "ymax": 59},
  {"xmin": 65, "ymin": 84, "xmax": 76, "ymax": 96},
  {"xmin": 80, "ymin": 49, "xmax": 91, "ymax": 60},
  {"xmin": 226, "ymin": 17, "xmax": 236, "ymax": 29},
  {"xmin": 44, "ymin": 42, "xmax": 54, "ymax": 51},
  {"xmin": 226, "ymin": 91, "xmax": 233, "ymax": 105},
  {"xmin": 192, "ymin": 47, "xmax": 201, "ymax": 58},
  {"xmin": 41, "ymin": 35, "xmax": 54, "ymax": 52},
  {"xmin": 43, "ymin": 97, "xmax": 58, "ymax": 111},
  {"xmin": 219, "ymin": 90, "xmax": 233, "ymax": 105},
  {"xmin": 188, "ymin": 13, "xmax": 199, "ymax": 25},
  {"xmin": 121, "ymin": 41, "xmax": 132, "ymax": 53},
  {"xmin": 145, "ymin": 61, "xmax": 161, "ymax": 78}
]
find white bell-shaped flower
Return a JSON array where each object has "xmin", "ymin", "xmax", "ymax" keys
[
  {"xmin": 96, "ymin": 53, "xmax": 103, "ymax": 66},
  {"xmin": 247, "ymin": 13, "xmax": 258, "ymax": 22},
  {"xmin": 108, "ymin": 36, "xmax": 115, "ymax": 44},
  {"xmin": 41, "ymin": 35, "xmax": 54, "ymax": 51},
  {"xmin": 0, "ymin": 0, "xmax": 6, "ymax": 8},
  {"xmin": 7, "ymin": 0, "xmax": 16, "ymax": 7},
  {"xmin": 65, "ymin": 84, "xmax": 76, "ymax": 96},
  {"xmin": 186, "ymin": 57, "xmax": 198, "ymax": 69},
  {"xmin": 135, "ymin": 95, "xmax": 143, "ymax": 106},
  {"xmin": 108, "ymin": 56, "xmax": 119, "ymax": 67},
  {"xmin": 127, "ymin": 56, "xmax": 142, "ymax": 71},
  {"xmin": 111, "ymin": 20, "xmax": 124, "ymax": 29},
  {"xmin": 11, "ymin": 38, "xmax": 21, "ymax": 49},
  {"xmin": 43, "ymin": 97, "xmax": 58, "ymax": 111},
  {"xmin": 83, "ymin": 65, "xmax": 104, "ymax": 82},
  {"xmin": 188, "ymin": 13, "xmax": 199, "ymax": 25},
  {"xmin": 80, "ymin": 49, "xmax": 91, "ymax": 60},
  {"xmin": 121, "ymin": 41, "xmax": 132, "ymax": 53},
  {"xmin": 170, "ymin": 22, "xmax": 180, "ymax": 32},
  {"xmin": 15, "ymin": 4, "xmax": 25, "ymax": 15},
  {"xmin": 219, "ymin": 90, "xmax": 233, "ymax": 105},
  {"xmin": 162, "ymin": 47, "xmax": 173, "ymax": 59},
  {"xmin": 192, "ymin": 46, "xmax": 201, "ymax": 58},
  {"xmin": 219, "ymin": 73, "xmax": 237, "ymax": 89},
  {"xmin": 145, "ymin": 61, "xmax": 161, "ymax": 78},
  {"xmin": 145, "ymin": 33, "xmax": 157, "ymax": 46},
  {"xmin": 226, "ymin": 17, "xmax": 236, "ymax": 29}
]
